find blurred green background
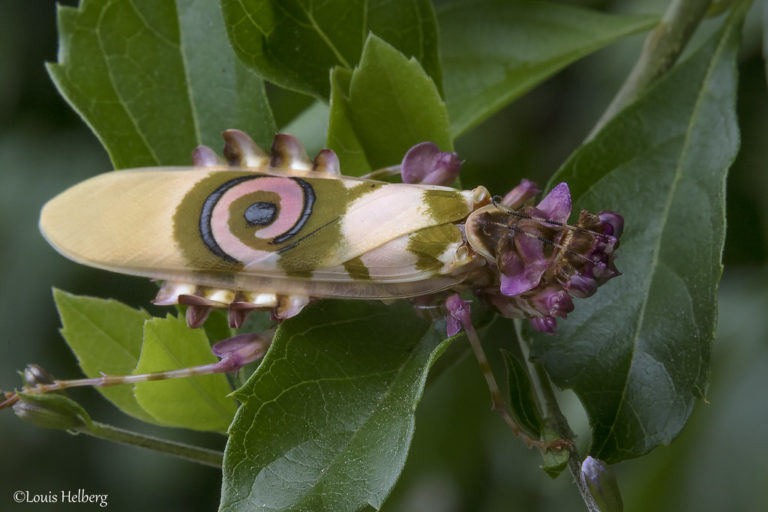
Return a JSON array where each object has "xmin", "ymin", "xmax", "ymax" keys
[{"xmin": 1, "ymin": 1, "xmax": 766, "ymax": 511}]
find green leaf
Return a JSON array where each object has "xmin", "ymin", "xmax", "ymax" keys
[
  {"xmin": 53, "ymin": 289, "xmax": 154, "ymax": 422},
  {"xmin": 47, "ymin": 0, "xmax": 275, "ymax": 169},
  {"xmin": 529, "ymin": 7, "xmax": 746, "ymax": 463},
  {"xmin": 327, "ymin": 35, "xmax": 451, "ymax": 175},
  {"xmin": 540, "ymin": 427, "xmax": 569, "ymax": 479},
  {"xmin": 134, "ymin": 315, "xmax": 238, "ymax": 433},
  {"xmin": 501, "ymin": 349, "xmax": 543, "ymax": 438},
  {"xmin": 764, "ymin": 0, "xmax": 768, "ymax": 88},
  {"xmin": 438, "ymin": 0, "xmax": 658, "ymax": 137},
  {"xmin": 220, "ymin": 300, "xmax": 449, "ymax": 512},
  {"xmin": 202, "ymin": 309, "xmax": 235, "ymax": 345},
  {"xmin": 221, "ymin": 0, "xmax": 441, "ymax": 99},
  {"xmin": 366, "ymin": 0, "xmax": 442, "ymax": 95},
  {"xmin": 327, "ymin": 67, "xmax": 371, "ymax": 173}
]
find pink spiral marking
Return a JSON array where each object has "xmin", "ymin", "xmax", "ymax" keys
[{"xmin": 210, "ymin": 177, "xmax": 307, "ymax": 264}]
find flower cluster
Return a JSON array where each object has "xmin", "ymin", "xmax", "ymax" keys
[
  {"xmin": 397, "ymin": 142, "xmax": 622, "ymax": 335},
  {"xmin": 475, "ymin": 180, "xmax": 623, "ymax": 334}
]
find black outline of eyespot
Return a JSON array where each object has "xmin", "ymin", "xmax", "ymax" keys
[
  {"xmin": 199, "ymin": 174, "xmax": 315, "ymax": 262},
  {"xmin": 271, "ymin": 178, "xmax": 315, "ymax": 244}
]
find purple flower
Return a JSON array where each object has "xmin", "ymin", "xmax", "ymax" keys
[
  {"xmin": 446, "ymin": 294, "xmax": 471, "ymax": 336},
  {"xmin": 211, "ymin": 333, "xmax": 271, "ymax": 370},
  {"xmin": 499, "ymin": 183, "xmax": 573, "ymax": 296},
  {"xmin": 499, "ymin": 252, "xmax": 529, "ymax": 295},
  {"xmin": 555, "ymin": 209, "xmax": 622, "ymax": 297},
  {"xmin": 401, "ymin": 142, "xmax": 462, "ymax": 186},
  {"xmin": 535, "ymin": 182, "xmax": 572, "ymax": 223},
  {"xmin": 531, "ymin": 287, "xmax": 574, "ymax": 318},
  {"xmin": 501, "ymin": 179, "xmax": 540, "ymax": 209}
]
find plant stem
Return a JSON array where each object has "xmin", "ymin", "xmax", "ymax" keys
[
  {"xmin": 531, "ymin": 363, "xmax": 600, "ymax": 512},
  {"xmin": 79, "ymin": 421, "xmax": 224, "ymax": 468},
  {"xmin": 512, "ymin": 321, "xmax": 599, "ymax": 512},
  {"xmin": 461, "ymin": 314, "xmax": 562, "ymax": 450},
  {"xmin": 589, "ymin": 0, "xmax": 713, "ymax": 138}
]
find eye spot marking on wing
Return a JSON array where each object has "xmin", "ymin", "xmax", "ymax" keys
[{"xmin": 198, "ymin": 175, "xmax": 315, "ymax": 264}]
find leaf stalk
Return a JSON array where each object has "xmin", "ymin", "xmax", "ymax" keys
[{"xmin": 79, "ymin": 421, "xmax": 224, "ymax": 468}]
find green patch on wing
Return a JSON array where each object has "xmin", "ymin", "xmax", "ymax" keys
[
  {"xmin": 408, "ymin": 224, "xmax": 462, "ymax": 272},
  {"xmin": 275, "ymin": 178, "xmax": 357, "ymax": 273},
  {"xmin": 346, "ymin": 181, "xmax": 386, "ymax": 202},
  {"xmin": 174, "ymin": 171, "xmax": 250, "ymax": 271},
  {"xmin": 343, "ymin": 256, "xmax": 372, "ymax": 281},
  {"xmin": 422, "ymin": 188, "xmax": 473, "ymax": 224}
]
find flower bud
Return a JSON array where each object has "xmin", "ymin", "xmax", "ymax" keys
[
  {"xmin": 581, "ymin": 456, "xmax": 624, "ymax": 512},
  {"xmin": 530, "ymin": 316, "xmax": 557, "ymax": 334},
  {"xmin": 22, "ymin": 364, "xmax": 55, "ymax": 387},
  {"xmin": 13, "ymin": 393, "xmax": 90, "ymax": 431},
  {"xmin": 563, "ymin": 273, "xmax": 598, "ymax": 298},
  {"xmin": 598, "ymin": 211, "xmax": 624, "ymax": 237}
]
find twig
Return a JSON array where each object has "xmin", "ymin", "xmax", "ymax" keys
[{"xmin": 589, "ymin": 0, "xmax": 713, "ymax": 138}]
